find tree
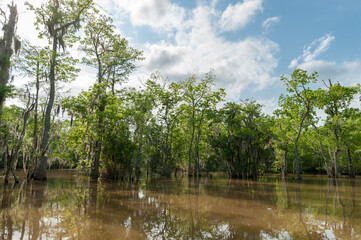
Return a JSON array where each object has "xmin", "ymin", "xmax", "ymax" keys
[
  {"xmin": 0, "ymin": 1, "xmax": 19, "ymax": 116},
  {"xmin": 145, "ymin": 75, "xmax": 185, "ymax": 177},
  {"xmin": 2, "ymin": 101, "xmax": 33, "ymax": 183},
  {"xmin": 14, "ymin": 41, "xmax": 50, "ymax": 179},
  {"xmin": 279, "ymin": 69, "xmax": 318, "ymax": 180},
  {"xmin": 317, "ymin": 80, "xmax": 360, "ymax": 177},
  {"xmin": 272, "ymin": 110, "xmax": 293, "ymax": 177},
  {"xmin": 26, "ymin": 0, "xmax": 93, "ymax": 180},
  {"xmin": 79, "ymin": 10, "xmax": 142, "ymax": 179},
  {"xmin": 181, "ymin": 73, "xmax": 224, "ymax": 177},
  {"xmin": 209, "ymin": 100, "xmax": 273, "ymax": 179},
  {"xmin": 123, "ymin": 87, "xmax": 156, "ymax": 180}
]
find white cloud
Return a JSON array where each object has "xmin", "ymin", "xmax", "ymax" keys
[
  {"xmin": 289, "ymin": 34, "xmax": 361, "ymax": 85},
  {"xmin": 12, "ymin": 0, "xmax": 279, "ymax": 102},
  {"xmin": 290, "ymin": 34, "xmax": 361, "ymax": 87},
  {"xmin": 258, "ymin": 97, "xmax": 278, "ymax": 115},
  {"xmin": 289, "ymin": 34, "xmax": 335, "ymax": 69},
  {"xmin": 77, "ymin": 1, "xmax": 278, "ymax": 99},
  {"xmin": 298, "ymin": 60, "xmax": 361, "ymax": 86},
  {"xmin": 262, "ymin": 16, "xmax": 280, "ymax": 32},
  {"xmin": 219, "ymin": 0, "xmax": 263, "ymax": 31},
  {"xmin": 142, "ymin": 5, "xmax": 279, "ymax": 99},
  {"xmin": 110, "ymin": 0, "xmax": 185, "ymax": 31}
]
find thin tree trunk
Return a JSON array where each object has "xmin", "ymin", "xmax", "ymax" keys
[
  {"xmin": 312, "ymin": 124, "xmax": 331, "ymax": 177},
  {"xmin": 294, "ymin": 113, "xmax": 307, "ymax": 180},
  {"xmin": 34, "ymin": 35, "xmax": 57, "ymax": 180},
  {"xmin": 29, "ymin": 63, "xmax": 40, "ymax": 178},
  {"xmin": 91, "ymin": 137, "xmax": 102, "ymax": 179},
  {"xmin": 5, "ymin": 102, "xmax": 33, "ymax": 183},
  {"xmin": 194, "ymin": 128, "xmax": 201, "ymax": 177},
  {"xmin": 90, "ymin": 101, "xmax": 104, "ymax": 179},
  {"xmin": 282, "ymin": 149, "xmax": 288, "ymax": 177},
  {"xmin": 347, "ymin": 147, "xmax": 355, "ymax": 178},
  {"xmin": 329, "ymin": 146, "xmax": 339, "ymax": 178},
  {"xmin": 188, "ymin": 110, "xmax": 195, "ymax": 177}
]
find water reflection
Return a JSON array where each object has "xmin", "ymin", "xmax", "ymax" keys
[{"xmin": 0, "ymin": 171, "xmax": 361, "ymax": 239}]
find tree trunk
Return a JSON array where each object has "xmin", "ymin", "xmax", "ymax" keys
[
  {"xmin": 282, "ymin": 149, "xmax": 288, "ymax": 177},
  {"xmin": 91, "ymin": 138, "xmax": 101, "ymax": 179},
  {"xmin": 294, "ymin": 138, "xmax": 301, "ymax": 180},
  {"xmin": 5, "ymin": 102, "xmax": 33, "ymax": 183},
  {"xmin": 328, "ymin": 146, "xmax": 339, "ymax": 178},
  {"xmin": 294, "ymin": 113, "xmax": 307, "ymax": 180},
  {"xmin": 90, "ymin": 102, "xmax": 104, "ymax": 179},
  {"xmin": 34, "ymin": 35, "xmax": 57, "ymax": 180},
  {"xmin": 0, "ymin": 3, "xmax": 17, "ymax": 115},
  {"xmin": 315, "ymin": 128, "xmax": 331, "ymax": 177},
  {"xmin": 188, "ymin": 110, "xmax": 195, "ymax": 177},
  {"xmin": 347, "ymin": 147, "xmax": 355, "ymax": 178},
  {"xmin": 30, "ymin": 63, "xmax": 40, "ymax": 176},
  {"xmin": 194, "ymin": 128, "xmax": 201, "ymax": 177}
]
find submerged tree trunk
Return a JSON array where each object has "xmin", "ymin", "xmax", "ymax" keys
[{"xmin": 4, "ymin": 149, "xmax": 19, "ymax": 184}]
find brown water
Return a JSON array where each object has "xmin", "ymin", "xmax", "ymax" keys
[{"xmin": 0, "ymin": 171, "xmax": 360, "ymax": 239}]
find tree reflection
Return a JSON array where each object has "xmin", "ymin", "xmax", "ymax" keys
[
  {"xmin": 349, "ymin": 178, "xmax": 356, "ymax": 217},
  {"xmin": 89, "ymin": 179, "xmax": 98, "ymax": 216},
  {"xmin": 0, "ymin": 173, "xmax": 360, "ymax": 239},
  {"xmin": 0, "ymin": 183, "xmax": 15, "ymax": 239},
  {"xmin": 295, "ymin": 182, "xmax": 311, "ymax": 240},
  {"xmin": 30, "ymin": 181, "xmax": 45, "ymax": 240}
]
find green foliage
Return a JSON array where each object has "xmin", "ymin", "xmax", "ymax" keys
[
  {"xmin": 3, "ymin": 0, "xmax": 361, "ymax": 182},
  {"xmin": 25, "ymin": 0, "xmax": 93, "ymax": 48},
  {"xmin": 208, "ymin": 100, "xmax": 273, "ymax": 179},
  {"xmin": 0, "ymin": 84, "xmax": 13, "ymax": 100}
]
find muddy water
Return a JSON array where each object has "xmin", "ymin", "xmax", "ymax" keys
[{"xmin": 0, "ymin": 171, "xmax": 360, "ymax": 239}]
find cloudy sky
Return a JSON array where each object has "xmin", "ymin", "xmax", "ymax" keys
[{"xmin": 8, "ymin": 0, "xmax": 361, "ymax": 113}]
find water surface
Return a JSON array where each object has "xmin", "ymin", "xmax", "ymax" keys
[{"xmin": 0, "ymin": 171, "xmax": 360, "ymax": 239}]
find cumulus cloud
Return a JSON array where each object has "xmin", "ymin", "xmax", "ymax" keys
[
  {"xmin": 143, "ymin": 5, "xmax": 279, "ymax": 99},
  {"xmin": 290, "ymin": 34, "xmax": 361, "ymax": 86},
  {"xmin": 110, "ymin": 0, "xmax": 185, "ymax": 31},
  {"xmin": 258, "ymin": 97, "xmax": 278, "ymax": 115},
  {"xmin": 262, "ymin": 16, "xmax": 280, "ymax": 32},
  {"xmin": 289, "ymin": 34, "xmax": 335, "ymax": 69},
  {"xmin": 14, "ymin": 0, "xmax": 279, "ymax": 101},
  {"xmin": 298, "ymin": 60, "xmax": 361, "ymax": 86},
  {"xmin": 93, "ymin": 1, "xmax": 278, "ymax": 99},
  {"xmin": 219, "ymin": 0, "xmax": 263, "ymax": 31}
]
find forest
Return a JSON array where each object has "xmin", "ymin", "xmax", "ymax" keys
[{"xmin": 1, "ymin": 0, "xmax": 361, "ymax": 184}]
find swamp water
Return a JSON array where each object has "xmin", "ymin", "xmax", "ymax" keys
[{"xmin": 0, "ymin": 170, "xmax": 361, "ymax": 239}]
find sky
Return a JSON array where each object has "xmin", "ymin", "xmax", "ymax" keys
[{"xmin": 7, "ymin": 0, "xmax": 361, "ymax": 114}]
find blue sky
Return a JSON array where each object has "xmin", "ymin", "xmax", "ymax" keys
[{"xmin": 13, "ymin": 0, "xmax": 361, "ymax": 113}]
